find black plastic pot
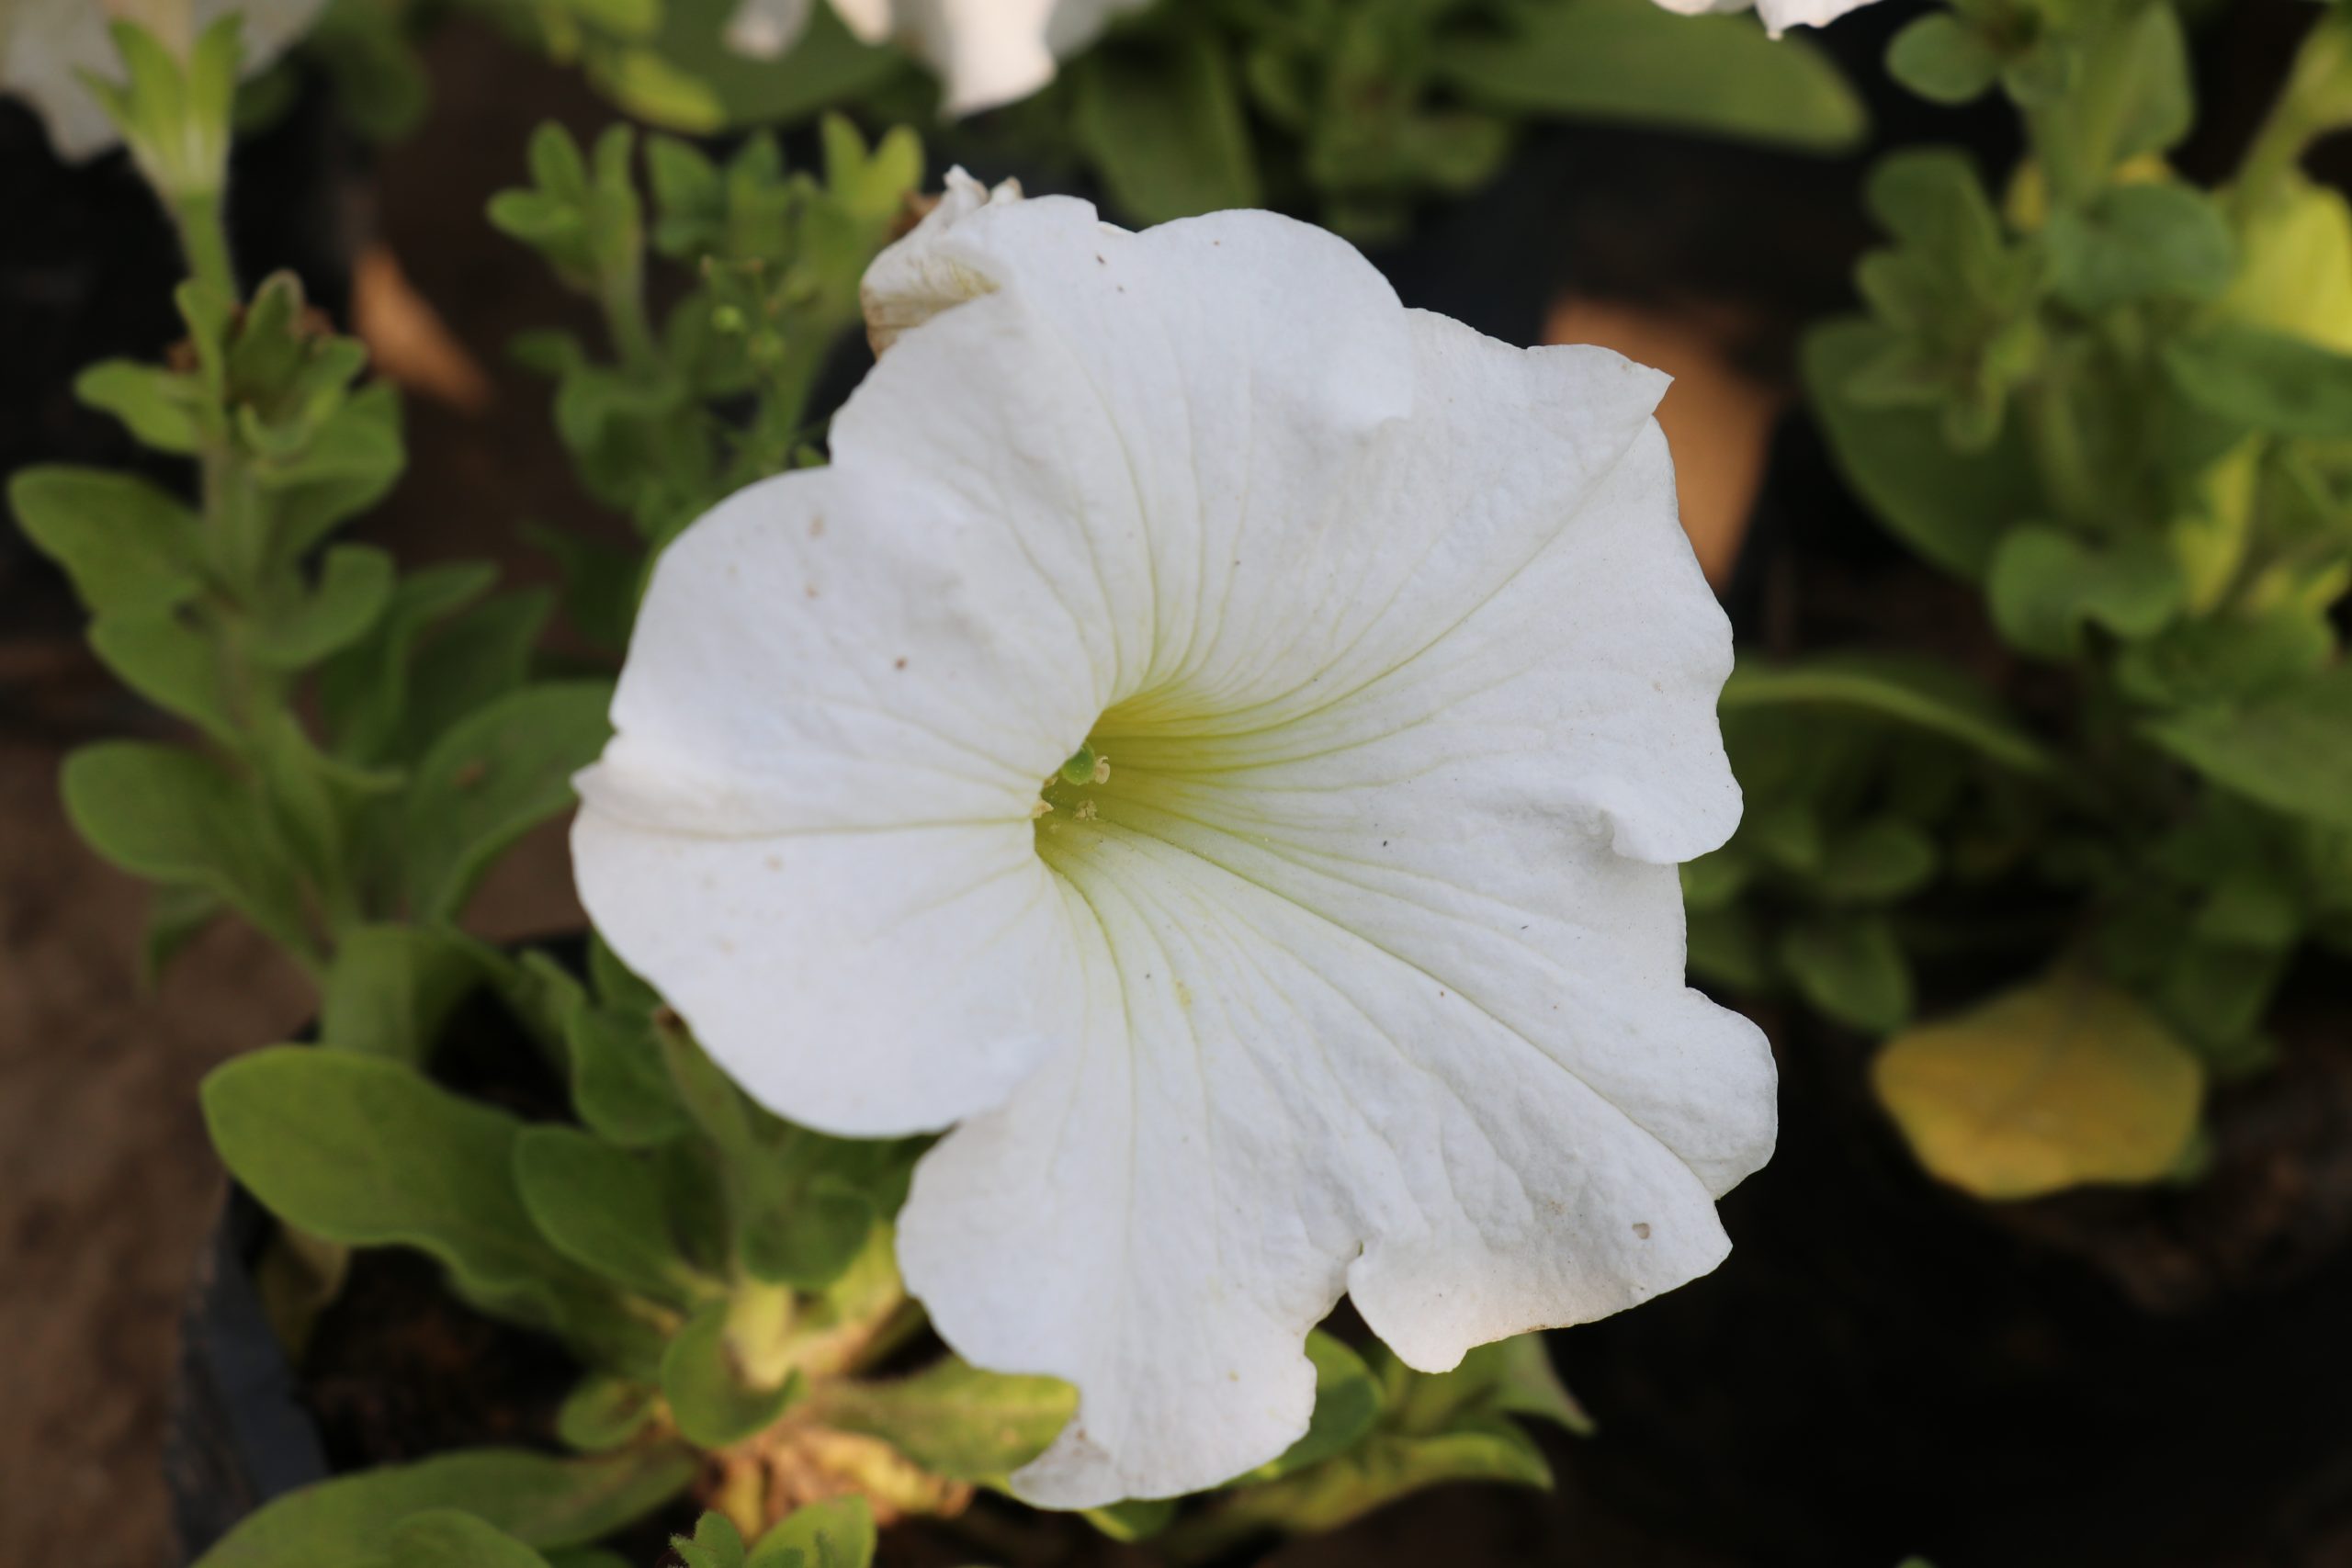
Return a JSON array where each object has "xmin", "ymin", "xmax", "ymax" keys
[{"xmin": 164, "ymin": 1187, "xmax": 334, "ymax": 1562}]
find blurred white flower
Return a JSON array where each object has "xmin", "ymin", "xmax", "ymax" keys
[
  {"xmin": 1648, "ymin": 0, "xmax": 1880, "ymax": 38},
  {"xmin": 725, "ymin": 0, "xmax": 1148, "ymax": 115},
  {"xmin": 573, "ymin": 183, "xmax": 1775, "ymax": 1505},
  {"xmin": 2, "ymin": 0, "xmax": 327, "ymax": 162}
]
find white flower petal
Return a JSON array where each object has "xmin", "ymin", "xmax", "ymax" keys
[
  {"xmin": 800, "ymin": 0, "xmax": 1148, "ymax": 117},
  {"xmin": 1645, "ymin": 0, "xmax": 1882, "ymax": 33},
  {"xmin": 572, "ymin": 464, "xmax": 1099, "ymax": 1134},
  {"xmin": 1751, "ymin": 0, "xmax": 1881, "ymax": 32},
  {"xmin": 577, "ymin": 194, "xmax": 1772, "ymax": 1504},
  {"xmin": 860, "ymin": 165, "xmax": 1024, "ymax": 355},
  {"xmin": 903, "ymin": 814, "xmax": 1766, "ymax": 1505},
  {"xmin": 722, "ymin": 0, "xmax": 814, "ymax": 60},
  {"xmin": 835, "ymin": 203, "xmax": 1419, "ymax": 705},
  {"xmin": 3, "ymin": 0, "xmax": 326, "ymax": 162}
]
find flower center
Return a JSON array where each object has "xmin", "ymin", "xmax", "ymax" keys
[{"xmin": 1037, "ymin": 740, "xmax": 1113, "ymax": 821}]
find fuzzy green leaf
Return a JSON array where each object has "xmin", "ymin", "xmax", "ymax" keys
[
  {"xmin": 1435, "ymin": 0, "xmax": 1864, "ymax": 152},
  {"xmin": 2046, "ymin": 184, "xmax": 2234, "ymax": 313},
  {"xmin": 660, "ymin": 1298, "xmax": 800, "ymax": 1448},
  {"xmin": 1802, "ymin": 319, "xmax": 2041, "ymax": 577},
  {"xmin": 2143, "ymin": 666, "xmax": 2352, "ymax": 829},
  {"xmin": 202, "ymin": 1048, "xmax": 656, "ymax": 1371},
  {"xmin": 1070, "ymin": 28, "xmax": 1262, "ymax": 224},
  {"xmin": 188, "ymin": 1447, "xmax": 695, "ymax": 1568},
  {"xmin": 1781, "ymin": 915, "xmax": 1913, "ymax": 1033},
  {"xmin": 250, "ymin": 544, "xmax": 397, "ymax": 669},
  {"xmin": 747, "ymin": 1498, "xmax": 875, "ymax": 1568},
  {"xmin": 402, "ymin": 680, "xmax": 613, "ymax": 923},
  {"xmin": 8, "ymin": 466, "xmax": 201, "ymax": 615},
  {"xmin": 2164, "ymin": 323, "xmax": 2352, "ymax": 440},
  {"xmin": 62, "ymin": 741, "xmax": 311, "ymax": 954},
  {"xmin": 514, "ymin": 1124, "xmax": 706, "ymax": 1306},
  {"xmin": 1720, "ymin": 653, "xmax": 2057, "ymax": 775},
  {"xmin": 809, "ymin": 1358, "xmax": 1075, "ymax": 1482}
]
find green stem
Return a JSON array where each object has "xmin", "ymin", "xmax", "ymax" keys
[
  {"xmin": 600, "ymin": 265, "xmax": 661, "ymax": 378},
  {"xmin": 2023, "ymin": 370, "xmax": 2101, "ymax": 530},
  {"xmin": 172, "ymin": 190, "xmax": 238, "ymax": 300}
]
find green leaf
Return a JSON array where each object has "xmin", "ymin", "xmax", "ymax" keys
[
  {"xmin": 189, "ymin": 1446, "xmax": 695, "ymax": 1568},
  {"xmin": 267, "ymin": 382, "xmax": 408, "ymax": 563},
  {"xmin": 1814, "ymin": 818, "xmax": 1939, "ymax": 903},
  {"xmin": 1686, "ymin": 905, "xmax": 1770, "ymax": 993},
  {"xmin": 1477, "ymin": 1333, "xmax": 1592, "ymax": 1438},
  {"xmin": 2045, "ymin": 184, "xmax": 2234, "ymax": 313},
  {"xmin": 2142, "ymin": 666, "xmax": 2352, "ymax": 829},
  {"xmin": 2103, "ymin": 3, "xmax": 2193, "ymax": 165},
  {"xmin": 809, "ymin": 1358, "xmax": 1075, "ymax": 1482},
  {"xmin": 2157, "ymin": 939, "xmax": 2288, "ymax": 1061},
  {"xmin": 1720, "ymin": 653, "xmax": 2058, "ymax": 775},
  {"xmin": 1872, "ymin": 972, "xmax": 2204, "ymax": 1199},
  {"xmin": 555, "ymin": 1374, "xmax": 659, "ymax": 1453},
  {"xmin": 671, "ymin": 1511, "xmax": 744, "ymax": 1568},
  {"xmin": 589, "ymin": 0, "xmax": 901, "ymax": 133},
  {"xmin": 1183, "ymin": 1419, "xmax": 1549, "ymax": 1551},
  {"xmin": 660, "ymin": 1297, "xmax": 800, "ymax": 1448},
  {"xmin": 62, "ymin": 741, "xmax": 311, "ymax": 956},
  {"xmin": 589, "ymin": 930, "xmax": 662, "ymax": 1014},
  {"xmin": 250, "ymin": 544, "xmax": 397, "ymax": 669},
  {"xmin": 76, "ymin": 359, "xmax": 209, "ymax": 452},
  {"xmin": 1082, "ymin": 1499, "xmax": 1178, "ymax": 1542},
  {"xmin": 569, "ymin": 1003, "xmax": 691, "ymax": 1148},
  {"xmin": 2164, "ymin": 323, "xmax": 2352, "ymax": 440},
  {"xmin": 380, "ymin": 1509, "xmax": 550, "ymax": 1568},
  {"xmin": 306, "ymin": 0, "xmax": 433, "ymax": 141},
  {"xmin": 392, "ymin": 588, "xmax": 557, "ymax": 761},
  {"xmin": 402, "ymin": 681, "xmax": 614, "ymax": 923},
  {"xmin": 514, "ymin": 1124, "xmax": 707, "ymax": 1306},
  {"xmin": 652, "ymin": 1018, "xmax": 898, "ymax": 1289},
  {"xmin": 1987, "ymin": 527, "xmax": 2183, "ymax": 659},
  {"xmin": 1802, "ymin": 318, "xmax": 2041, "ymax": 578},
  {"xmin": 2113, "ymin": 604, "xmax": 2335, "ymax": 707},
  {"xmin": 1433, "ymin": 0, "xmax": 1864, "ymax": 152},
  {"xmin": 142, "ymin": 881, "xmax": 225, "ymax": 987},
  {"xmin": 527, "ymin": 522, "xmax": 641, "ymax": 650},
  {"xmin": 1781, "ymin": 915, "xmax": 1912, "ymax": 1032},
  {"xmin": 1070, "ymin": 29, "xmax": 1262, "ymax": 224},
  {"xmin": 202, "ymin": 1048, "xmax": 654, "ymax": 1367},
  {"xmin": 746, "ymin": 1498, "xmax": 875, "ymax": 1568},
  {"xmin": 320, "ymin": 923, "xmax": 492, "ymax": 1066},
  {"xmin": 87, "ymin": 610, "xmax": 236, "ymax": 743},
  {"xmin": 1885, "ymin": 15, "xmax": 1999, "ymax": 106},
  {"xmin": 1239, "ymin": 1331, "xmax": 1383, "ymax": 1483},
  {"xmin": 321, "ymin": 560, "xmax": 498, "ymax": 762},
  {"xmin": 7, "ymin": 466, "xmax": 200, "ymax": 615}
]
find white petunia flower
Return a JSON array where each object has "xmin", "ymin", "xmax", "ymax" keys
[
  {"xmin": 572, "ymin": 182, "xmax": 1776, "ymax": 1505},
  {"xmin": 2, "ymin": 0, "xmax": 327, "ymax": 163},
  {"xmin": 724, "ymin": 0, "xmax": 1148, "ymax": 116},
  {"xmin": 1647, "ymin": 0, "xmax": 1881, "ymax": 38}
]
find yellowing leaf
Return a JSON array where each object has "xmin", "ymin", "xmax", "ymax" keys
[
  {"xmin": 1871, "ymin": 974, "xmax": 2204, "ymax": 1200},
  {"xmin": 2222, "ymin": 176, "xmax": 2352, "ymax": 355}
]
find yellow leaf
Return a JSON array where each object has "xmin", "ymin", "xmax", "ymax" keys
[
  {"xmin": 1871, "ymin": 973, "xmax": 2204, "ymax": 1201},
  {"xmin": 2221, "ymin": 175, "xmax": 2352, "ymax": 355}
]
